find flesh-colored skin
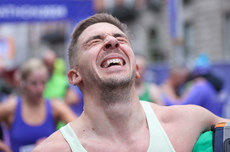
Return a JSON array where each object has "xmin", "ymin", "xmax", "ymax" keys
[
  {"xmin": 33, "ymin": 22, "xmax": 228, "ymax": 152},
  {"xmin": 0, "ymin": 66, "xmax": 76, "ymax": 151}
]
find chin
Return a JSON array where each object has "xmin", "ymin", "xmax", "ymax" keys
[
  {"xmin": 101, "ymin": 76, "xmax": 133, "ymax": 89},
  {"xmin": 33, "ymin": 95, "xmax": 43, "ymax": 100}
]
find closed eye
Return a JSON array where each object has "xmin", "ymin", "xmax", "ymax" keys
[
  {"xmin": 117, "ymin": 37, "xmax": 127, "ymax": 43},
  {"xmin": 84, "ymin": 35, "xmax": 103, "ymax": 47},
  {"xmin": 88, "ymin": 39, "xmax": 102, "ymax": 46},
  {"xmin": 113, "ymin": 33, "xmax": 128, "ymax": 43}
]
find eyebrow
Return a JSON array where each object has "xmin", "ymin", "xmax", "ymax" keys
[
  {"xmin": 85, "ymin": 35, "xmax": 103, "ymax": 44},
  {"xmin": 113, "ymin": 33, "xmax": 128, "ymax": 39},
  {"xmin": 83, "ymin": 32, "xmax": 128, "ymax": 46}
]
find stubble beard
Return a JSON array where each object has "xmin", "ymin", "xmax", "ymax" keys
[{"xmin": 88, "ymin": 69, "xmax": 136, "ymax": 106}]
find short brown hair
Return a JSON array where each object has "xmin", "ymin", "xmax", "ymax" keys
[{"xmin": 68, "ymin": 13, "xmax": 128, "ymax": 68}]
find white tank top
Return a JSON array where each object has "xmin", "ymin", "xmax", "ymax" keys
[{"xmin": 60, "ymin": 101, "xmax": 175, "ymax": 152}]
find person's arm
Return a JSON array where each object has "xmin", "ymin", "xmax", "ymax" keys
[
  {"xmin": 64, "ymin": 87, "xmax": 81, "ymax": 106},
  {"xmin": 51, "ymin": 100, "xmax": 77, "ymax": 124},
  {"xmin": 0, "ymin": 140, "xmax": 11, "ymax": 152},
  {"xmin": 160, "ymin": 83, "xmax": 180, "ymax": 100},
  {"xmin": 0, "ymin": 97, "xmax": 15, "ymax": 126}
]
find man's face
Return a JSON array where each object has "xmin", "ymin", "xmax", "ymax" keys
[{"xmin": 75, "ymin": 22, "xmax": 137, "ymax": 88}]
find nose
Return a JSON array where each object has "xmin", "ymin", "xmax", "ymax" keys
[
  {"xmin": 103, "ymin": 36, "xmax": 119, "ymax": 51},
  {"xmin": 37, "ymin": 82, "xmax": 45, "ymax": 93}
]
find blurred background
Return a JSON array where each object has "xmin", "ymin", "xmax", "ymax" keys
[{"xmin": 1, "ymin": 0, "xmax": 230, "ymax": 115}]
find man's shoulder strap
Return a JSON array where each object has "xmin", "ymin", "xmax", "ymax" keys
[{"xmin": 60, "ymin": 123, "xmax": 87, "ymax": 152}]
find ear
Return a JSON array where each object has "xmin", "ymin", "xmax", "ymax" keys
[
  {"xmin": 135, "ymin": 64, "xmax": 140, "ymax": 79},
  {"xmin": 68, "ymin": 69, "xmax": 82, "ymax": 85}
]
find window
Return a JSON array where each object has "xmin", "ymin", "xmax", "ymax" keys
[
  {"xmin": 147, "ymin": 28, "xmax": 165, "ymax": 62},
  {"xmin": 183, "ymin": 22, "xmax": 194, "ymax": 61},
  {"xmin": 183, "ymin": 0, "xmax": 192, "ymax": 6},
  {"xmin": 148, "ymin": 0, "xmax": 162, "ymax": 12}
]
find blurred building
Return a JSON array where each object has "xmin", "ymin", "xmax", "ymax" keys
[
  {"xmin": 0, "ymin": 22, "xmax": 69, "ymax": 69},
  {"xmin": 0, "ymin": 0, "xmax": 93, "ymax": 70},
  {"xmin": 94, "ymin": 0, "xmax": 230, "ymax": 66},
  {"xmin": 1, "ymin": 0, "xmax": 230, "ymax": 70}
]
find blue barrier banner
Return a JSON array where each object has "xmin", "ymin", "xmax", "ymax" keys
[{"xmin": 0, "ymin": 0, "xmax": 94, "ymax": 23}]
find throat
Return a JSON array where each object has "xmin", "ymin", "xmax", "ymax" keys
[
  {"xmin": 100, "ymin": 87, "xmax": 131, "ymax": 106},
  {"xmin": 99, "ymin": 79, "xmax": 134, "ymax": 106}
]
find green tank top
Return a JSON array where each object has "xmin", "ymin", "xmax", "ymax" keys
[
  {"xmin": 60, "ymin": 101, "xmax": 175, "ymax": 152},
  {"xmin": 192, "ymin": 131, "xmax": 213, "ymax": 152}
]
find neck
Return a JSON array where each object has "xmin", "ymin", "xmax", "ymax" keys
[
  {"xmin": 100, "ymin": 83, "xmax": 132, "ymax": 105},
  {"xmin": 81, "ymin": 85, "xmax": 145, "ymax": 140},
  {"xmin": 22, "ymin": 95, "xmax": 44, "ymax": 107}
]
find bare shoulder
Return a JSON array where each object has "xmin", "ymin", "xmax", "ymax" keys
[
  {"xmin": 144, "ymin": 102, "xmax": 229, "ymax": 151},
  {"xmin": 50, "ymin": 99, "xmax": 74, "ymax": 112},
  {"xmin": 0, "ymin": 96, "xmax": 17, "ymax": 118},
  {"xmin": 32, "ymin": 130, "xmax": 71, "ymax": 152},
  {"xmin": 150, "ymin": 103, "xmax": 228, "ymax": 131},
  {"xmin": 1, "ymin": 95, "xmax": 17, "ymax": 109},
  {"xmin": 50, "ymin": 99, "xmax": 68, "ymax": 115},
  {"xmin": 50, "ymin": 99, "xmax": 77, "ymax": 123},
  {"xmin": 50, "ymin": 99, "xmax": 65, "ymax": 108}
]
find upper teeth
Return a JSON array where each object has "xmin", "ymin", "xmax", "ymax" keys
[{"xmin": 103, "ymin": 59, "xmax": 123, "ymax": 68}]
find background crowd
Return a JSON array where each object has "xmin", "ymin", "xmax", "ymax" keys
[
  {"xmin": 1, "ymin": 0, "xmax": 230, "ymax": 151},
  {"xmin": 0, "ymin": 43, "xmax": 228, "ymax": 152}
]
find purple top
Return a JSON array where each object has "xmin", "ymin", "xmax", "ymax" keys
[
  {"xmin": 9, "ymin": 97, "xmax": 56, "ymax": 152},
  {"xmin": 163, "ymin": 80, "xmax": 223, "ymax": 116}
]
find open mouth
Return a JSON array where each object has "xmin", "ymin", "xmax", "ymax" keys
[{"xmin": 101, "ymin": 58, "xmax": 126, "ymax": 68}]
